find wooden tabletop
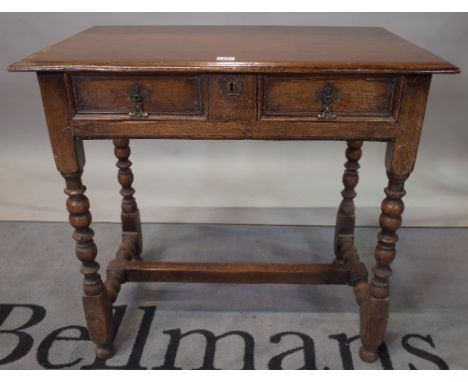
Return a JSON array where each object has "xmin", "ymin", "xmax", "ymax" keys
[{"xmin": 8, "ymin": 26, "xmax": 459, "ymax": 74}]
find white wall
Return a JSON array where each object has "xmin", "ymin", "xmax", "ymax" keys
[{"xmin": 1, "ymin": 13, "xmax": 467, "ymax": 226}]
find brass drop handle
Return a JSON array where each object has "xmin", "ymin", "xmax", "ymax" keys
[
  {"xmin": 126, "ymin": 83, "xmax": 151, "ymax": 120},
  {"xmin": 316, "ymin": 83, "xmax": 340, "ymax": 121}
]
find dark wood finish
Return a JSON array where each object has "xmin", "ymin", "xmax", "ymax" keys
[
  {"xmin": 105, "ymin": 232, "xmax": 139, "ymax": 303},
  {"xmin": 72, "ymin": 74, "xmax": 205, "ymax": 118},
  {"xmin": 385, "ymin": 75, "xmax": 432, "ymax": 177},
  {"xmin": 209, "ymin": 74, "xmax": 257, "ymax": 122},
  {"xmin": 10, "ymin": 26, "xmax": 459, "ymax": 363},
  {"xmin": 360, "ymin": 172, "xmax": 407, "ymax": 362},
  {"xmin": 360, "ymin": 75, "xmax": 432, "ymax": 362},
  {"xmin": 262, "ymin": 76, "xmax": 399, "ymax": 121},
  {"xmin": 37, "ymin": 71, "xmax": 114, "ymax": 359},
  {"xmin": 125, "ymin": 262, "xmax": 349, "ymax": 284},
  {"xmin": 63, "ymin": 171, "xmax": 114, "ymax": 359},
  {"xmin": 70, "ymin": 73, "xmax": 402, "ymax": 139},
  {"xmin": 37, "ymin": 72, "xmax": 84, "ymax": 173},
  {"xmin": 333, "ymin": 141, "xmax": 369, "ymax": 306},
  {"xmin": 9, "ymin": 26, "xmax": 459, "ymax": 74},
  {"xmin": 71, "ymin": 118, "xmax": 398, "ymax": 141},
  {"xmin": 113, "ymin": 139, "xmax": 143, "ymax": 256},
  {"xmin": 334, "ymin": 140, "xmax": 363, "ymax": 261}
]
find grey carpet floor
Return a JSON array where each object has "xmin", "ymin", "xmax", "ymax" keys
[{"xmin": 0, "ymin": 221, "xmax": 467, "ymax": 369}]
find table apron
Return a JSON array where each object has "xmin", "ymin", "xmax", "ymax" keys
[{"xmin": 70, "ymin": 119, "xmax": 398, "ymax": 141}]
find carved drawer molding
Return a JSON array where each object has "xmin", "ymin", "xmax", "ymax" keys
[
  {"xmin": 71, "ymin": 74, "xmax": 206, "ymax": 119},
  {"xmin": 261, "ymin": 75, "xmax": 401, "ymax": 122}
]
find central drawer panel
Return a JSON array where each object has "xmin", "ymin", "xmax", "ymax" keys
[
  {"xmin": 71, "ymin": 74, "xmax": 205, "ymax": 118},
  {"xmin": 261, "ymin": 75, "xmax": 400, "ymax": 121}
]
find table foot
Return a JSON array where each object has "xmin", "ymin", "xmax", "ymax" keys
[
  {"xmin": 359, "ymin": 346, "xmax": 378, "ymax": 363},
  {"xmin": 96, "ymin": 344, "xmax": 115, "ymax": 360}
]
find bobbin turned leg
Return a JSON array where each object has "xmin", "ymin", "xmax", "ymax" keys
[
  {"xmin": 63, "ymin": 171, "xmax": 114, "ymax": 359},
  {"xmin": 37, "ymin": 72, "xmax": 115, "ymax": 360},
  {"xmin": 359, "ymin": 172, "xmax": 407, "ymax": 362},
  {"xmin": 334, "ymin": 140, "xmax": 368, "ymax": 306},
  {"xmin": 113, "ymin": 138, "xmax": 142, "ymax": 259},
  {"xmin": 334, "ymin": 140, "xmax": 362, "ymax": 265},
  {"xmin": 358, "ymin": 75, "xmax": 432, "ymax": 363}
]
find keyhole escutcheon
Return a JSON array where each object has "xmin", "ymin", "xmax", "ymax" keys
[{"xmin": 219, "ymin": 75, "xmax": 244, "ymax": 102}]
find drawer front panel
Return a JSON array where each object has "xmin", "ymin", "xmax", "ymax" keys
[
  {"xmin": 71, "ymin": 74, "xmax": 205, "ymax": 117},
  {"xmin": 262, "ymin": 76, "xmax": 400, "ymax": 121},
  {"xmin": 208, "ymin": 74, "xmax": 257, "ymax": 122}
]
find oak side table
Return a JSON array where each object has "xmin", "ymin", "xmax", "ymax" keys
[{"xmin": 9, "ymin": 26, "xmax": 459, "ymax": 363}]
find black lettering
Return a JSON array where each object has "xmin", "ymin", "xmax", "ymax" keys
[
  {"xmin": 81, "ymin": 304, "xmax": 156, "ymax": 369},
  {"xmin": 154, "ymin": 329, "xmax": 255, "ymax": 370},
  {"xmin": 329, "ymin": 333, "xmax": 360, "ymax": 369},
  {"xmin": 37, "ymin": 325, "xmax": 88, "ymax": 369},
  {"xmin": 402, "ymin": 334, "xmax": 449, "ymax": 370},
  {"xmin": 269, "ymin": 331, "xmax": 317, "ymax": 370},
  {"xmin": 378, "ymin": 342, "xmax": 394, "ymax": 370},
  {"xmin": 329, "ymin": 333, "xmax": 394, "ymax": 370},
  {"xmin": 0, "ymin": 304, "xmax": 46, "ymax": 365}
]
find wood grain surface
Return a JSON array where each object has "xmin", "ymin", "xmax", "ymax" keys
[
  {"xmin": 72, "ymin": 74, "xmax": 204, "ymax": 116},
  {"xmin": 125, "ymin": 261, "xmax": 350, "ymax": 284},
  {"xmin": 9, "ymin": 25, "xmax": 460, "ymax": 363},
  {"xmin": 8, "ymin": 26, "xmax": 459, "ymax": 74}
]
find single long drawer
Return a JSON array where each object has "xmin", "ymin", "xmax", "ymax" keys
[
  {"xmin": 261, "ymin": 75, "xmax": 401, "ymax": 121},
  {"xmin": 71, "ymin": 74, "xmax": 205, "ymax": 118}
]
